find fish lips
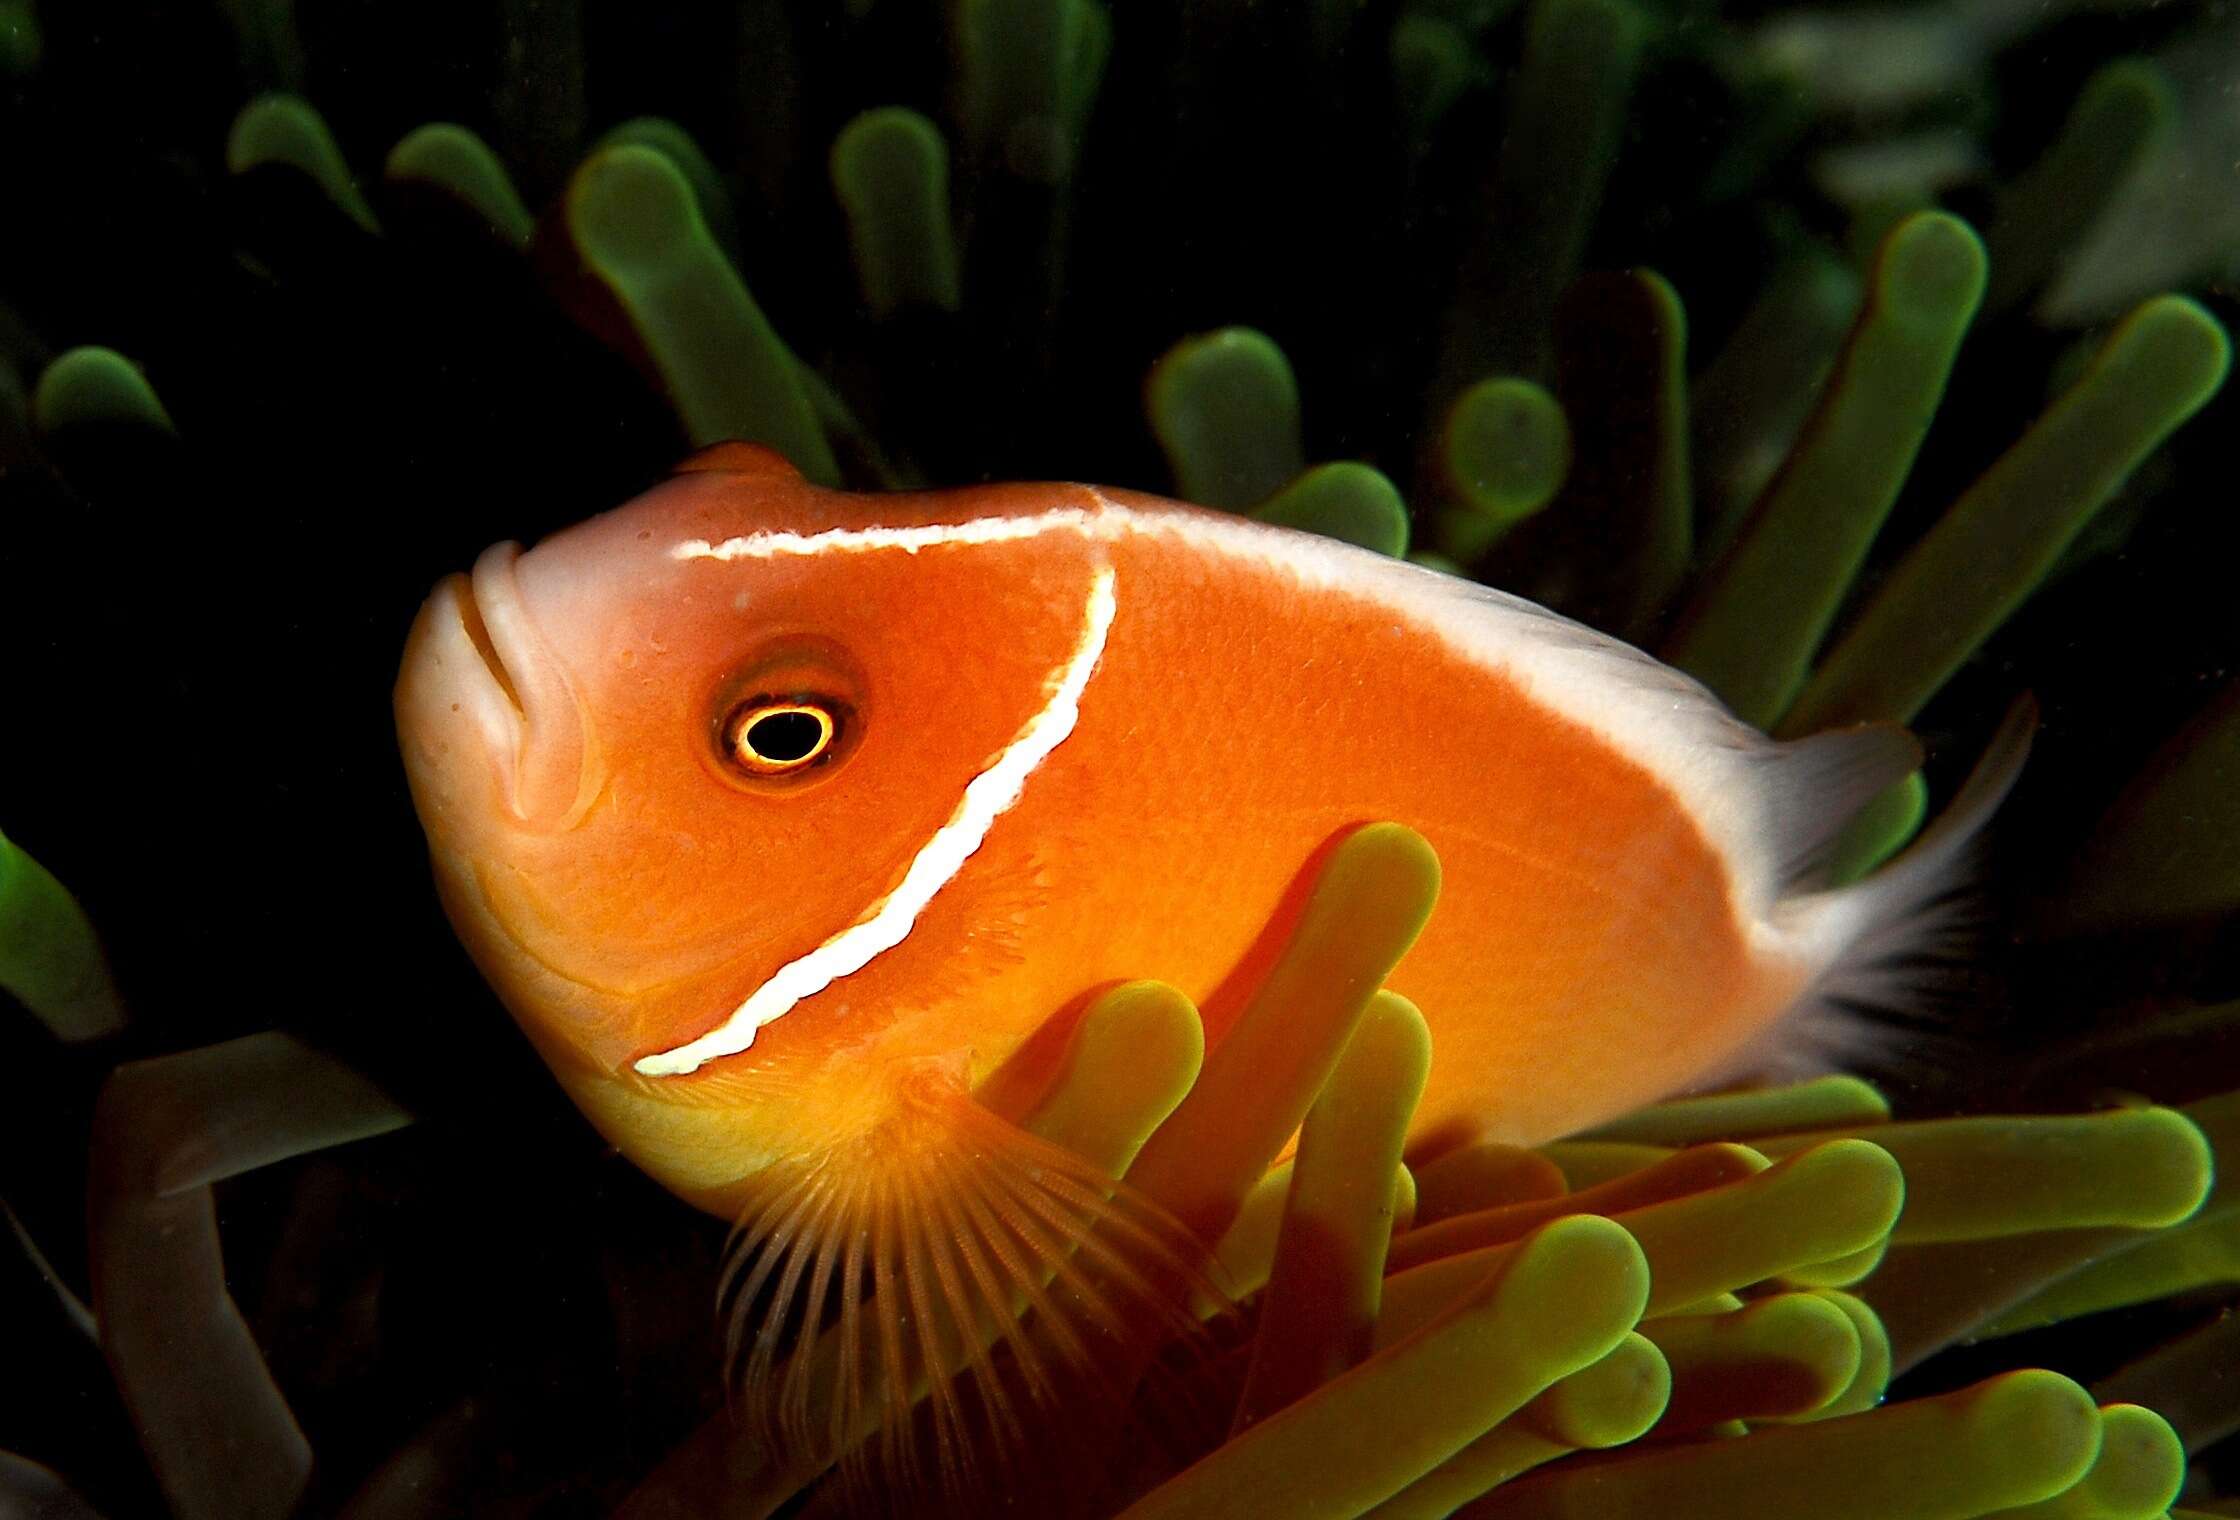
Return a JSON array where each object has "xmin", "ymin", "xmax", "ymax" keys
[{"xmin": 396, "ymin": 540, "xmax": 600, "ymax": 838}]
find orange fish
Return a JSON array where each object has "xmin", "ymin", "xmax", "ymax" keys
[{"xmin": 394, "ymin": 442, "xmax": 2020, "ymax": 1482}]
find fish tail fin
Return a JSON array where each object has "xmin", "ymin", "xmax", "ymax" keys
[
  {"xmin": 1736, "ymin": 696, "xmax": 2038, "ymax": 1082},
  {"xmin": 722, "ymin": 1062, "xmax": 1220, "ymax": 1514}
]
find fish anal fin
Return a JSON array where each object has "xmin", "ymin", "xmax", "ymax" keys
[{"xmin": 722, "ymin": 1062, "xmax": 1219, "ymax": 1516}]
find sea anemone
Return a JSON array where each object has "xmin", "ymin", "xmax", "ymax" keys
[{"xmin": 3, "ymin": 1, "xmax": 2239, "ymax": 1516}]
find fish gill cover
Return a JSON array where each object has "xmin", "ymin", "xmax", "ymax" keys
[{"xmin": 1, "ymin": 0, "xmax": 2239, "ymax": 1516}]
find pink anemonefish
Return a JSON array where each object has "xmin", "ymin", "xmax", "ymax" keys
[{"xmin": 394, "ymin": 442, "xmax": 2026, "ymax": 1492}]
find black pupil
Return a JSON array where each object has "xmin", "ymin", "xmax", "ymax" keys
[{"xmin": 748, "ymin": 709, "xmax": 825, "ymax": 763}]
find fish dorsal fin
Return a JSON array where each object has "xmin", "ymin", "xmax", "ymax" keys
[
  {"xmin": 1723, "ymin": 696, "xmax": 2037, "ymax": 1084},
  {"xmin": 1354, "ymin": 563, "xmax": 1815, "ymax": 906},
  {"xmin": 1390, "ymin": 563, "xmax": 1925, "ymax": 908},
  {"xmin": 1759, "ymin": 722, "xmax": 1925, "ymax": 890},
  {"xmin": 674, "ymin": 439, "xmax": 805, "ymax": 479},
  {"xmin": 1849, "ymin": 694, "xmax": 2036, "ymax": 906}
]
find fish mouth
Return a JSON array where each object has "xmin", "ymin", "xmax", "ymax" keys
[
  {"xmin": 452, "ymin": 564, "xmax": 528, "ymax": 725},
  {"xmin": 411, "ymin": 566, "xmax": 528, "ymax": 798},
  {"xmin": 398, "ymin": 542, "xmax": 600, "ymax": 831}
]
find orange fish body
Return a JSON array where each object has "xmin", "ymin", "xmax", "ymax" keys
[{"xmin": 396, "ymin": 446, "xmax": 1990, "ymax": 1225}]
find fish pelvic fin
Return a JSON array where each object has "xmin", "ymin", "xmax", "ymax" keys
[
  {"xmin": 1733, "ymin": 695, "xmax": 2038, "ymax": 1082},
  {"xmin": 720, "ymin": 1060, "xmax": 1222, "ymax": 1516}
]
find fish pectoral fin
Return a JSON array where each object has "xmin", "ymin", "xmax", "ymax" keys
[{"xmin": 719, "ymin": 1062, "xmax": 1220, "ymax": 1510}]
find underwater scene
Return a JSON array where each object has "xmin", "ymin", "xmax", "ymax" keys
[{"xmin": 4, "ymin": 0, "xmax": 2240, "ymax": 1516}]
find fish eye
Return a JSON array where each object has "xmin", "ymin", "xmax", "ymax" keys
[
  {"xmin": 721, "ymin": 696, "xmax": 846, "ymax": 776},
  {"xmin": 705, "ymin": 636, "xmax": 866, "ymax": 792}
]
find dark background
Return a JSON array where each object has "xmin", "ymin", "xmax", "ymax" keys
[{"xmin": 1, "ymin": 1, "xmax": 2236, "ymax": 1512}]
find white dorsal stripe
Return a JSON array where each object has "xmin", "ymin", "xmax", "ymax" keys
[
  {"xmin": 676, "ymin": 510, "xmax": 1099, "ymax": 560},
  {"xmin": 633, "ymin": 565, "xmax": 1120, "ymax": 1077},
  {"xmin": 672, "ymin": 493, "xmax": 1781, "ymax": 923}
]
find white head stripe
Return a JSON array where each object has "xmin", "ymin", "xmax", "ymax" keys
[{"xmin": 633, "ymin": 565, "xmax": 1119, "ymax": 1076}]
